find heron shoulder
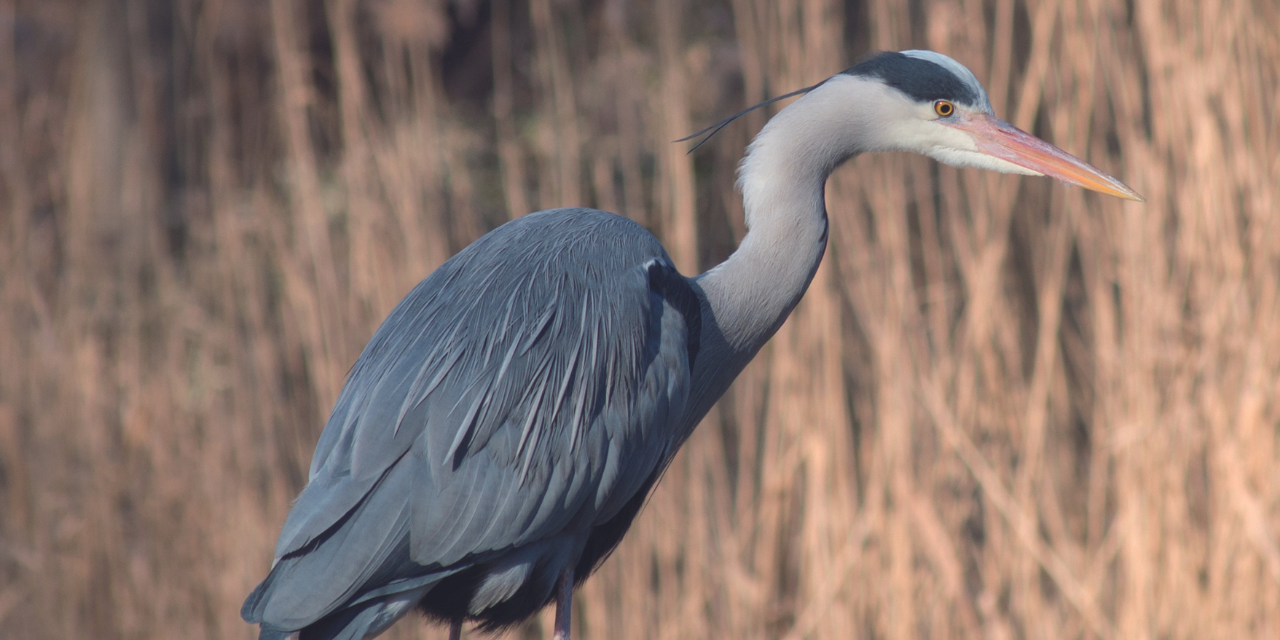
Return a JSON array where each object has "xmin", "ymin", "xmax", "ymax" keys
[
  {"xmin": 252, "ymin": 205, "xmax": 704, "ymax": 632},
  {"xmin": 282, "ymin": 205, "xmax": 699, "ymax": 554}
]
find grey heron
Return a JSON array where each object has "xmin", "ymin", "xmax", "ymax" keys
[{"xmin": 242, "ymin": 50, "xmax": 1141, "ymax": 640}]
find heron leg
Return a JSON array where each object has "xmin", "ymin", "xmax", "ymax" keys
[
  {"xmin": 553, "ymin": 568, "xmax": 574, "ymax": 640},
  {"xmin": 448, "ymin": 619, "xmax": 462, "ymax": 640}
]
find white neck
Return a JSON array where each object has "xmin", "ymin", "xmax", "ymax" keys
[{"xmin": 685, "ymin": 76, "xmax": 893, "ymax": 413}]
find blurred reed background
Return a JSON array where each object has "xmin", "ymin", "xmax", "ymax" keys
[{"xmin": 1, "ymin": 0, "xmax": 1278, "ymax": 638}]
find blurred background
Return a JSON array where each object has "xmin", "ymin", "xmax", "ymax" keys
[{"xmin": 1, "ymin": 0, "xmax": 1278, "ymax": 638}]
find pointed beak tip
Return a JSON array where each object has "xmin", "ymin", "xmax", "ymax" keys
[
  {"xmin": 1077, "ymin": 180, "xmax": 1145, "ymax": 203},
  {"xmin": 958, "ymin": 114, "xmax": 1146, "ymax": 204},
  {"xmin": 1091, "ymin": 181, "xmax": 1146, "ymax": 203}
]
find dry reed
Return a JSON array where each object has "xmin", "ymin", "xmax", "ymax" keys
[{"xmin": 0, "ymin": 0, "xmax": 1277, "ymax": 639}]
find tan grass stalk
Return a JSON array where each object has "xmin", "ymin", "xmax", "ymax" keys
[{"xmin": 3, "ymin": 1, "xmax": 1279, "ymax": 638}]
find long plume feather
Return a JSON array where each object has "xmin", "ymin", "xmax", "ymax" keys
[{"xmin": 676, "ymin": 82, "xmax": 824, "ymax": 153}]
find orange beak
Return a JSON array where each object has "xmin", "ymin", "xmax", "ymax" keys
[{"xmin": 948, "ymin": 113, "xmax": 1144, "ymax": 201}]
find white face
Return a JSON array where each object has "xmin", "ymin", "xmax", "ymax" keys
[
  {"xmin": 815, "ymin": 72, "xmax": 1142, "ymax": 200},
  {"xmin": 887, "ymin": 97, "xmax": 1044, "ymax": 176}
]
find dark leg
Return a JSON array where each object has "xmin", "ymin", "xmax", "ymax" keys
[
  {"xmin": 553, "ymin": 568, "xmax": 574, "ymax": 640},
  {"xmin": 448, "ymin": 619, "xmax": 462, "ymax": 640}
]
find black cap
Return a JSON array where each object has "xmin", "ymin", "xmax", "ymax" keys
[{"xmin": 842, "ymin": 51, "xmax": 986, "ymax": 109}]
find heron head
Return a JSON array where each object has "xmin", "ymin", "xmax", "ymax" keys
[{"xmin": 834, "ymin": 50, "xmax": 1143, "ymax": 201}]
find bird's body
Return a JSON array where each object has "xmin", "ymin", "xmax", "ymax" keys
[
  {"xmin": 244, "ymin": 51, "xmax": 1140, "ymax": 640},
  {"xmin": 243, "ymin": 209, "xmax": 710, "ymax": 637}
]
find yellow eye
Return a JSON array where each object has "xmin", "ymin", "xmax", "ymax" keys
[{"xmin": 934, "ymin": 100, "xmax": 954, "ymax": 117}]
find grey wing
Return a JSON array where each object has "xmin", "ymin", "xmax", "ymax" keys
[{"xmin": 243, "ymin": 209, "xmax": 699, "ymax": 630}]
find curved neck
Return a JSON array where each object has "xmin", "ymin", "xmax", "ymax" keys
[
  {"xmin": 698, "ymin": 149, "xmax": 829, "ymax": 355},
  {"xmin": 686, "ymin": 79, "xmax": 874, "ymax": 415}
]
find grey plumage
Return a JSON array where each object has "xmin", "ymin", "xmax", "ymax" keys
[
  {"xmin": 243, "ymin": 209, "xmax": 702, "ymax": 638},
  {"xmin": 243, "ymin": 49, "xmax": 1141, "ymax": 640}
]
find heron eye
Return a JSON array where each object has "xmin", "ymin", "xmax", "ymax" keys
[{"xmin": 934, "ymin": 101, "xmax": 955, "ymax": 117}]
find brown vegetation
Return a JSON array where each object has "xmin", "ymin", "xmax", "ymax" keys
[{"xmin": 1, "ymin": 0, "xmax": 1277, "ymax": 638}]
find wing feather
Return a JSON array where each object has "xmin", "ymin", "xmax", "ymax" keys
[{"xmin": 246, "ymin": 209, "xmax": 701, "ymax": 632}]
